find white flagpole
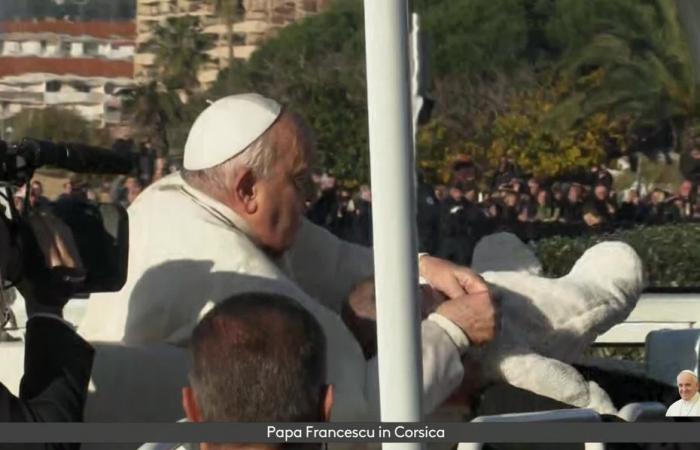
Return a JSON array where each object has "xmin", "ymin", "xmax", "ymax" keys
[{"xmin": 362, "ymin": 2, "xmax": 424, "ymax": 450}]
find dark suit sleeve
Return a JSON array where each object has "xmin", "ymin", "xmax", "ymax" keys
[
  {"xmin": 19, "ymin": 316, "xmax": 95, "ymax": 423},
  {"xmin": 0, "ymin": 316, "xmax": 94, "ymax": 450},
  {"xmin": 0, "ymin": 381, "xmax": 33, "ymax": 422}
]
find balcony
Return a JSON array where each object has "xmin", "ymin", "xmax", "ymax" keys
[
  {"xmin": 134, "ymin": 52, "xmax": 156, "ymax": 66},
  {"xmin": 233, "ymin": 45, "xmax": 257, "ymax": 60},
  {"xmin": 233, "ymin": 20, "xmax": 272, "ymax": 34},
  {"xmin": 0, "ymin": 91, "xmax": 44, "ymax": 104},
  {"xmin": 45, "ymin": 91, "xmax": 104, "ymax": 105}
]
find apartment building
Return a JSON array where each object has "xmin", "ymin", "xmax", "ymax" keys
[
  {"xmin": 135, "ymin": 0, "xmax": 329, "ymax": 87},
  {"xmin": 0, "ymin": 20, "xmax": 136, "ymax": 127}
]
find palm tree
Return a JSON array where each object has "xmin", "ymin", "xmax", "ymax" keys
[
  {"xmin": 121, "ymin": 81, "xmax": 183, "ymax": 152},
  {"xmin": 151, "ymin": 15, "xmax": 216, "ymax": 93},
  {"xmin": 208, "ymin": 0, "xmax": 245, "ymax": 76},
  {"xmin": 548, "ymin": 0, "xmax": 698, "ymax": 153}
]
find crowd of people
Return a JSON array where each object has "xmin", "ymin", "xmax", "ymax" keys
[
  {"xmin": 306, "ymin": 156, "xmax": 700, "ymax": 265},
  {"xmin": 15, "ymin": 135, "xmax": 700, "ymax": 269}
]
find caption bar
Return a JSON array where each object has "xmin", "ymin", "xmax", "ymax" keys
[
  {"xmin": 1, "ymin": 422, "xmax": 700, "ymax": 443},
  {"xmin": 267, "ymin": 424, "xmax": 445, "ymax": 441}
]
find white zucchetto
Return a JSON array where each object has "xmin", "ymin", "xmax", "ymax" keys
[{"xmin": 183, "ymin": 93, "xmax": 282, "ymax": 170}]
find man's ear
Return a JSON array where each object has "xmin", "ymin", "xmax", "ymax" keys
[
  {"xmin": 182, "ymin": 387, "xmax": 203, "ymax": 423},
  {"xmin": 321, "ymin": 384, "xmax": 334, "ymax": 422},
  {"xmin": 232, "ymin": 167, "xmax": 258, "ymax": 214}
]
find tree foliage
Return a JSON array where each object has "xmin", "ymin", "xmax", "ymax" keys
[
  {"xmin": 198, "ymin": 0, "xmax": 698, "ymax": 183},
  {"xmin": 206, "ymin": 0, "xmax": 245, "ymax": 77},
  {"xmin": 547, "ymin": 0, "xmax": 698, "ymax": 153},
  {"xmin": 418, "ymin": 0, "xmax": 531, "ymax": 77},
  {"xmin": 537, "ymin": 223, "xmax": 700, "ymax": 288},
  {"xmin": 150, "ymin": 16, "xmax": 216, "ymax": 92},
  {"xmin": 208, "ymin": 0, "xmax": 368, "ymax": 182},
  {"xmin": 482, "ymin": 81, "xmax": 626, "ymax": 179},
  {"xmin": 121, "ymin": 81, "xmax": 183, "ymax": 153},
  {"xmin": 8, "ymin": 107, "xmax": 110, "ymax": 147},
  {"xmin": 126, "ymin": 16, "xmax": 215, "ymax": 154}
]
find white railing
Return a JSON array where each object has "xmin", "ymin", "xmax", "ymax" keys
[
  {"xmin": 595, "ymin": 292, "xmax": 700, "ymax": 345},
  {"xmin": 458, "ymin": 409, "xmax": 604, "ymax": 450}
]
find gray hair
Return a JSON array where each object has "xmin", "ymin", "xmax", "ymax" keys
[
  {"xmin": 678, "ymin": 370, "xmax": 699, "ymax": 381},
  {"xmin": 189, "ymin": 292, "xmax": 327, "ymax": 422},
  {"xmin": 182, "ymin": 128, "xmax": 277, "ymax": 196}
]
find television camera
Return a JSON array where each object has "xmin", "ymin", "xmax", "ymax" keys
[{"xmin": 0, "ymin": 138, "xmax": 132, "ymax": 300}]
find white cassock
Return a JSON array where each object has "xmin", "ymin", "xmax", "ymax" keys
[
  {"xmin": 666, "ymin": 392, "xmax": 700, "ymax": 417},
  {"xmin": 78, "ymin": 172, "xmax": 468, "ymax": 422}
]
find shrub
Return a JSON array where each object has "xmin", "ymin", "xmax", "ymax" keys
[{"xmin": 536, "ymin": 223, "xmax": 700, "ymax": 288}]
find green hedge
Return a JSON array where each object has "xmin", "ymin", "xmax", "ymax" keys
[{"xmin": 536, "ymin": 223, "xmax": 700, "ymax": 288}]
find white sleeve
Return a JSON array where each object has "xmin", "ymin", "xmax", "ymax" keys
[
  {"xmin": 286, "ymin": 218, "xmax": 374, "ymax": 313},
  {"xmin": 364, "ymin": 319, "xmax": 466, "ymax": 419},
  {"xmin": 426, "ymin": 313, "xmax": 471, "ymax": 353}
]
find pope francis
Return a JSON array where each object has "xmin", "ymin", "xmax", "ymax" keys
[
  {"xmin": 666, "ymin": 370, "xmax": 700, "ymax": 417},
  {"xmin": 78, "ymin": 93, "xmax": 498, "ymax": 423}
]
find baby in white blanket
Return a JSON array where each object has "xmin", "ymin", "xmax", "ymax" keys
[{"xmin": 343, "ymin": 233, "xmax": 644, "ymax": 414}]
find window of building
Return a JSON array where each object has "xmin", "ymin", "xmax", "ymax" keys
[
  {"xmin": 232, "ymin": 33, "xmax": 246, "ymax": 45},
  {"xmin": 84, "ymin": 42, "xmax": 99, "ymax": 56},
  {"xmin": 46, "ymin": 81, "xmax": 62, "ymax": 92},
  {"xmin": 60, "ymin": 41, "xmax": 71, "ymax": 55},
  {"xmin": 71, "ymin": 81, "xmax": 91, "ymax": 93}
]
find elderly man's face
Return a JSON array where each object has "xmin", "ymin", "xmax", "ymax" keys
[
  {"xmin": 251, "ymin": 113, "xmax": 313, "ymax": 255},
  {"xmin": 677, "ymin": 372, "xmax": 699, "ymax": 401}
]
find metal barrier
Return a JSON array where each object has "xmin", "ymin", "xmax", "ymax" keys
[
  {"xmin": 617, "ymin": 402, "xmax": 667, "ymax": 422},
  {"xmin": 457, "ymin": 408, "xmax": 604, "ymax": 450}
]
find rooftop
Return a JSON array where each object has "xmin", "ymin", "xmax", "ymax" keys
[{"xmin": 0, "ymin": 20, "xmax": 135, "ymax": 40}]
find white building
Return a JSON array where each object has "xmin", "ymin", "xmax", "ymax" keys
[
  {"xmin": 135, "ymin": 0, "xmax": 329, "ymax": 88},
  {"xmin": 0, "ymin": 20, "xmax": 136, "ymax": 126}
]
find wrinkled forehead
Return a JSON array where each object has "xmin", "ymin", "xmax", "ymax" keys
[{"xmin": 272, "ymin": 111, "xmax": 316, "ymax": 165}]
